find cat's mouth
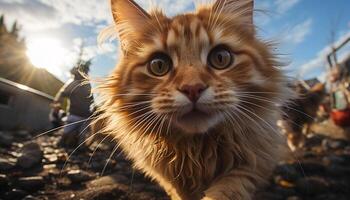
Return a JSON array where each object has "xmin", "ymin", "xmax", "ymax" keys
[
  {"xmin": 174, "ymin": 107, "xmax": 220, "ymax": 134},
  {"xmin": 179, "ymin": 108, "xmax": 210, "ymax": 121}
]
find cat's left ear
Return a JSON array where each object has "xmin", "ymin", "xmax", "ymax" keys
[
  {"xmin": 212, "ymin": 0, "xmax": 254, "ymax": 24},
  {"xmin": 110, "ymin": 0, "xmax": 151, "ymax": 47}
]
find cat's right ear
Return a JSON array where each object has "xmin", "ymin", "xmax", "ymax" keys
[{"xmin": 111, "ymin": 0, "xmax": 151, "ymax": 46}]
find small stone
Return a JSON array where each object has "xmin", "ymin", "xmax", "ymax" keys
[
  {"xmin": 8, "ymin": 151, "xmax": 21, "ymax": 157},
  {"xmin": 80, "ymin": 186, "xmax": 128, "ymax": 200},
  {"xmin": 23, "ymin": 195, "xmax": 39, "ymax": 200},
  {"xmin": 0, "ymin": 158, "xmax": 16, "ymax": 171},
  {"xmin": 302, "ymin": 151, "xmax": 318, "ymax": 159},
  {"xmin": 87, "ymin": 173, "xmax": 123, "ymax": 188},
  {"xmin": 17, "ymin": 176, "xmax": 45, "ymax": 192},
  {"xmin": 12, "ymin": 142, "xmax": 23, "ymax": 148},
  {"xmin": 14, "ymin": 130, "xmax": 31, "ymax": 139},
  {"xmin": 274, "ymin": 187, "xmax": 296, "ymax": 197},
  {"xmin": 323, "ymin": 155, "xmax": 346, "ymax": 166},
  {"xmin": 57, "ymin": 153, "xmax": 68, "ymax": 163},
  {"xmin": 43, "ymin": 164, "xmax": 57, "ymax": 170},
  {"xmin": 296, "ymin": 177, "xmax": 329, "ymax": 196},
  {"xmin": 43, "ymin": 147, "xmax": 55, "ymax": 154},
  {"xmin": 67, "ymin": 169, "xmax": 94, "ymax": 183},
  {"xmin": 293, "ymin": 161, "xmax": 326, "ymax": 175},
  {"xmin": 135, "ymin": 191, "xmax": 158, "ymax": 200},
  {"xmin": 4, "ymin": 189, "xmax": 28, "ymax": 200},
  {"xmin": 286, "ymin": 196, "xmax": 302, "ymax": 200},
  {"xmin": 90, "ymin": 159, "xmax": 116, "ymax": 171},
  {"xmin": 274, "ymin": 164, "xmax": 300, "ymax": 182},
  {"xmin": 322, "ymin": 139, "xmax": 347, "ymax": 150},
  {"xmin": 305, "ymin": 134, "xmax": 325, "ymax": 147},
  {"xmin": 17, "ymin": 142, "xmax": 43, "ymax": 169},
  {"xmin": 0, "ymin": 174, "xmax": 8, "ymax": 188},
  {"xmin": 57, "ymin": 177, "xmax": 72, "ymax": 189},
  {"xmin": 254, "ymin": 192, "xmax": 284, "ymax": 200},
  {"xmin": 280, "ymin": 181, "xmax": 296, "ymax": 188},
  {"xmin": 44, "ymin": 154, "xmax": 58, "ymax": 164},
  {"xmin": 131, "ymin": 183, "xmax": 147, "ymax": 193},
  {"xmin": 111, "ymin": 174, "xmax": 129, "ymax": 185},
  {"xmin": 145, "ymin": 185, "xmax": 165, "ymax": 194},
  {"xmin": 0, "ymin": 131, "xmax": 14, "ymax": 147}
]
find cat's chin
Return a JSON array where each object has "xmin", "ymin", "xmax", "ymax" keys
[{"xmin": 174, "ymin": 110, "xmax": 222, "ymax": 134}]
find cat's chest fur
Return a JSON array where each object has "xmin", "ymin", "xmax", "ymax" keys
[{"xmin": 118, "ymin": 125, "xmax": 246, "ymax": 200}]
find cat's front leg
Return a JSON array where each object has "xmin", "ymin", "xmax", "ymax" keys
[{"xmin": 202, "ymin": 167, "xmax": 260, "ymax": 200}]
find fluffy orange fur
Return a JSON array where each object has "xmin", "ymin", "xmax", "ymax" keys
[{"xmin": 96, "ymin": 0, "xmax": 290, "ymax": 199}]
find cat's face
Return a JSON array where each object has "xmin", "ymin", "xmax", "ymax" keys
[{"xmin": 106, "ymin": 0, "xmax": 285, "ymax": 135}]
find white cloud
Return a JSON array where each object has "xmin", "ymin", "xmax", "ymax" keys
[
  {"xmin": 0, "ymin": 1, "xmax": 61, "ymax": 33},
  {"xmin": 275, "ymin": 0, "xmax": 300, "ymax": 13},
  {"xmin": 299, "ymin": 30, "xmax": 350, "ymax": 78},
  {"xmin": 135, "ymin": 0, "xmax": 194, "ymax": 16},
  {"xmin": 37, "ymin": 0, "xmax": 112, "ymax": 26},
  {"xmin": 0, "ymin": 0, "xmax": 305, "ymax": 81},
  {"xmin": 284, "ymin": 18, "xmax": 313, "ymax": 44}
]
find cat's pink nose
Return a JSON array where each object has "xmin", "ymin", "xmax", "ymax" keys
[{"xmin": 179, "ymin": 84, "xmax": 208, "ymax": 103}]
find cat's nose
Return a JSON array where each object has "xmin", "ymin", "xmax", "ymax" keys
[{"xmin": 178, "ymin": 84, "xmax": 208, "ymax": 103}]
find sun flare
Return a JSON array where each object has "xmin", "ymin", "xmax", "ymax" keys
[{"xmin": 26, "ymin": 38, "xmax": 67, "ymax": 75}]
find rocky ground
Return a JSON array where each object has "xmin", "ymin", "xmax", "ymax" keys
[{"xmin": 1, "ymin": 129, "xmax": 350, "ymax": 200}]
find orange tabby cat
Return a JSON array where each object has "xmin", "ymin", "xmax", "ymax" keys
[{"xmin": 97, "ymin": 0, "xmax": 290, "ymax": 199}]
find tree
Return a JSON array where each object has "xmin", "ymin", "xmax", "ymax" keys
[{"xmin": 72, "ymin": 44, "xmax": 92, "ymax": 76}]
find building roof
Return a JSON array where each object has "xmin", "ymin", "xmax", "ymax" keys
[{"xmin": 0, "ymin": 77, "xmax": 54, "ymax": 100}]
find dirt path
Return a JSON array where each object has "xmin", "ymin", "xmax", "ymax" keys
[{"xmin": 1, "ymin": 130, "xmax": 350, "ymax": 200}]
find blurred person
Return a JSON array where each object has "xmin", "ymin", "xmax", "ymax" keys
[
  {"xmin": 53, "ymin": 61, "xmax": 94, "ymax": 148},
  {"xmin": 328, "ymin": 64, "xmax": 350, "ymax": 126},
  {"xmin": 49, "ymin": 102, "xmax": 66, "ymax": 128}
]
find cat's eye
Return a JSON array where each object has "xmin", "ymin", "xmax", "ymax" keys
[
  {"xmin": 208, "ymin": 45, "xmax": 234, "ymax": 70},
  {"xmin": 148, "ymin": 53, "xmax": 172, "ymax": 76}
]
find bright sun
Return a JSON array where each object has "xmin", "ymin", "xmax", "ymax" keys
[{"xmin": 26, "ymin": 38, "xmax": 66, "ymax": 75}]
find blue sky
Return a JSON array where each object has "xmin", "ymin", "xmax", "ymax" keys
[{"xmin": 0, "ymin": 0, "xmax": 349, "ymax": 82}]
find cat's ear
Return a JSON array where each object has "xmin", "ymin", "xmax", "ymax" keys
[
  {"xmin": 110, "ymin": 0, "xmax": 151, "ymax": 44},
  {"xmin": 212, "ymin": 0, "xmax": 254, "ymax": 24}
]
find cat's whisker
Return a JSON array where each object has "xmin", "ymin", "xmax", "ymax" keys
[
  {"xmin": 101, "ymin": 141, "xmax": 123, "ymax": 176},
  {"xmin": 230, "ymin": 106, "xmax": 267, "ymax": 134},
  {"xmin": 165, "ymin": 113, "xmax": 174, "ymax": 136},
  {"xmin": 236, "ymin": 98, "xmax": 305, "ymax": 130},
  {"xmin": 34, "ymin": 115, "xmax": 100, "ymax": 139},
  {"xmin": 88, "ymin": 132, "xmax": 111, "ymax": 165},
  {"xmin": 236, "ymin": 104, "xmax": 282, "ymax": 137},
  {"xmin": 117, "ymin": 105, "xmax": 152, "ymax": 117},
  {"xmin": 237, "ymin": 94, "xmax": 315, "ymax": 120},
  {"xmin": 151, "ymin": 115, "xmax": 167, "ymax": 166},
  {"xmin": 138, "ymin": 113, "xmax": 159, "ymax": 137},
  {"xmin": 222, "ymin": 109, "xmax": 244, "ymax": 136},
  {"xmin": 237, "ymin": 93, "xmax": 283, "ymax": 102},
  {"xmin": 112, "ymin": 93, "xmax": 157, "ymax": 96},
  {"xmin": 101, "ymin": 111, "xmax": 156, "ymax": 176},
  {"xmin": 76, "ymin": 113, "xmax": 96, "ymax": 139},
  {"xmin": 90, "ymin": 109, "xmax": 157, "ymax": 166},
  {"xmin": 60, "ymin": 130, "xmax": 103, "ymax": 176},
  {"xmin": 116, "ymin": 102, "xmax": 152, "ymax": 111}
]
